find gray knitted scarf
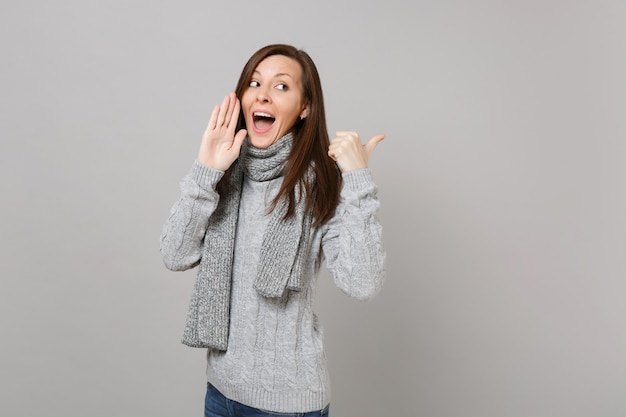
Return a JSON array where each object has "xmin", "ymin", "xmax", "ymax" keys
[{"xmin": 182, "ymin": 133, "xmax": 312, "ymax": 350}]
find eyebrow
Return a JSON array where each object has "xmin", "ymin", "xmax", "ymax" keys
[{"xmin": 253, "ymin": 70, "xmax": 295, "ymax": 80}]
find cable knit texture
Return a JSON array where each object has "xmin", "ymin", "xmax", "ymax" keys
[
  {"xmin": 160, "ymin": 146, "xmax": 385, "ymax": 413},
  {"xmin": 173, "ymin": 134, "xmax": 313, "ymax": 350}
]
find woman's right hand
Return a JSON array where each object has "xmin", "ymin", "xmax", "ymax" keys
[{"xmin": 198, "ymin": 92, "xmax": 248, "ymax": 171}]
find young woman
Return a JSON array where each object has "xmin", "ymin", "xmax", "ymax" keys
[{"xmin": 161, "ymin": 44, "xmax": 386, "ymax": 417}]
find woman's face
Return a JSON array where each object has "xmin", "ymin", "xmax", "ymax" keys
[{"xmin": 241, "ymin": 55, "xmax": 309, "ymax": 149}]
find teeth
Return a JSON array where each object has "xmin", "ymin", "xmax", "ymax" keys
[{"xmin": 253, "ymin": 111, "xmax": 273, "ymax": 118}]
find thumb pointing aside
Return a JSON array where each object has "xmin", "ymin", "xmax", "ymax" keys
[
  {"xmin": 364, "ymin": 134, "xmax": 386, "ymax": 157},
  {"xmin": 329, "ymin": 131, "xmax": 386, "ymax": 172}
]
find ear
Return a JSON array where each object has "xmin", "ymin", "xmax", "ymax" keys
[{"xmin": 300, "ymin": 103, "xmax": 310, "ymax": 120}]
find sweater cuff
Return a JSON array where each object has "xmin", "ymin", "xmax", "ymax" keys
[
  {"xmin": 341, "ymin": 168, "xmax": 374, "ymax": 191},
  {"xmin": 191, "ymin": 160, "xmax": 224, "ymax": 189}
]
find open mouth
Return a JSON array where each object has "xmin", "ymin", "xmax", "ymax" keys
[{"xmin": 253, "ymin": 111, "xmax": 275, "ymax": 132}]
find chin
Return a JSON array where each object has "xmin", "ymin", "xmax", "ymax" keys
[{"xmin": 248, "ymin": 133, "xmax": 278, "ymax": 149}]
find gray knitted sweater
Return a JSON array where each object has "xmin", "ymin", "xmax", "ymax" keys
[{"xmin": 160, "ymin": 160, "xmax": 385, "ymax": 413}]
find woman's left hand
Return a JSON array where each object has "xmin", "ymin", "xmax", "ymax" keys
[{"xmin": 328, "ymin": 131, "xmax": 386, "ymax": 172}]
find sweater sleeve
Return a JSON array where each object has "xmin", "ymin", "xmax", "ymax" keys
[
  {"xmin": 321, "ymin": 168, "xmax": 386, "ymax": 301},
  {"xmin": 160, "ymin": 161, "xmax": 224, "ymax": 271}
]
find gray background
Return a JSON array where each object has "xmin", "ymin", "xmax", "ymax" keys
[{"xmin": 2, "ymin": 1, "xmax": 625, "ymax": 416}]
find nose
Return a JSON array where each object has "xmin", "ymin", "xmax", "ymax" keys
[{"xmin": 256, "ymin": 86, "xmax": 271, "ymax": 103}]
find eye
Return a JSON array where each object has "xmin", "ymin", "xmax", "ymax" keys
[
  {"xmin": 249, "ymin": 80, "xmax": 260, "ymax": 87},
  {"xmin": 275, "ymin": 83, "xmax": 288, "ymax": 91}
]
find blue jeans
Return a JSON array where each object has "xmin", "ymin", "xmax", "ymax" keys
[{"xmin": 204, "ymin": 382, "xmax": 330, "ymax": 417}]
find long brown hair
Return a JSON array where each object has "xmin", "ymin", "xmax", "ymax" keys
[{"xmin": 221, "ymin": 44, "xmax": 341, "ymax": 227}]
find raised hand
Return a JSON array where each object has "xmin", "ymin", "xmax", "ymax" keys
[
  {"xmin": 198, "ymin": 92, "xmax": 248, "ymax": 171},
  {"xmin": 328, "ymin": 131, "xmax": 386, "ymax": 173}
]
